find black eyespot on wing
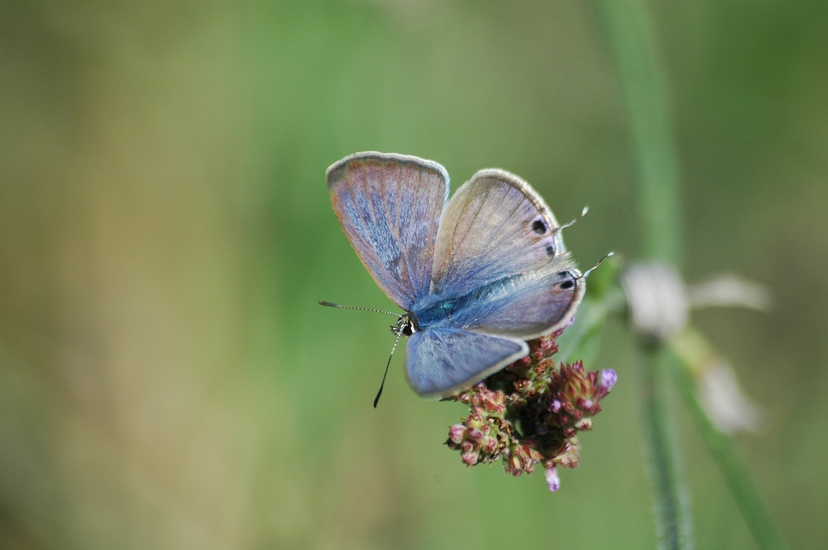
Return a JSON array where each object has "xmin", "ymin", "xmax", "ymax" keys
[
  {"xmin": 532, "ymin": 220, "xmax": 547, "ymax": 234},
  {"xmin": 545, "ymin": 244, "xmax": 555, "ymax": 257},
  {"xmin": 556, "ymin": 271, "xmax": 575, "ymax": 289}
]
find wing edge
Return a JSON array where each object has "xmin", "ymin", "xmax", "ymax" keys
[
  {"xmin": 465, "ymin": 168, "xmax": 567, "ymax": 253},
  {"xmin": 325, "ymin": 151, "xmax": 451, "ymax": 309},
  {"xmin": 326, "ymin": 151, "xmax": 450, "ymax": 202},
  {"xmin": 407, "ymin": 330, "xmax": 530, "ymax": 399}
]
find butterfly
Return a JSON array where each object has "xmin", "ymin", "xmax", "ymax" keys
[{"xmin": 325, "ymin": 152, "xmax": 585, "ymax": 399}]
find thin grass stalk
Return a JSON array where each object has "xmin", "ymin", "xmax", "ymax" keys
[
  {"xmin": 669, "ymin": 332, "xmax": 789, "ymax": 550},
  {"xmin": 594, "ymin": 1, "xmax": 690, "ymax": 548}
]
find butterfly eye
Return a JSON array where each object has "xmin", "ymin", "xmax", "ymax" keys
[{"xmin": 531, "ymin": 219, "xmax": 547, "ymax": 234}]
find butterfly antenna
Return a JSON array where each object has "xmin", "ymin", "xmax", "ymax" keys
[
  {"xmin": 580, "ymin": 251, "xmax": 615, "ymax": 279},
  {"xmin": 318, "ymin": 301, "xmax": 400, "ymax": 317},
  {"xmin": 552, "ymin": 206, "xmax": 589, "ymax": 234},
  {"xmin": 373, "ymin": 328, "xmax": 404, "ymax": 408}
]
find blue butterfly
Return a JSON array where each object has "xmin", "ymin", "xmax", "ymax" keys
[{"xmin": 325, "ymin": 152, "xmax": 585, "ymax": 399}]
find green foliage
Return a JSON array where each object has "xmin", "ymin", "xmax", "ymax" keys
[{"xmin": 1, "ymin": 1, "xmax": 827, "ymax": 548}]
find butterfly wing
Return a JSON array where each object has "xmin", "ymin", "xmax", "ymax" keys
[
  {"xmin": 429, "ymin": 169, "xmax": 584, "ymax": 338},
  {"xmin": 406, "ymin": 327, "xmax": 528, "ymax": 397},
  {"xmin": 327, "ymin": 152, "xmax": 449, "ymax": 310}
]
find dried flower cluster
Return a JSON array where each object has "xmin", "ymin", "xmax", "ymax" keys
[{"xmin": 444, "ymin": 332, "xmax": 617, "ymax": 491}]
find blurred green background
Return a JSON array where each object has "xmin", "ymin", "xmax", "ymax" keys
[{"xmin": 1, "ymin": 1, "xmax": 827, "ymax": 548}]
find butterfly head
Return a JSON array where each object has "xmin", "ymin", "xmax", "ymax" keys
[{"xmin": 391, "ymin": 314, "xmax": 418, "ymax": 337}]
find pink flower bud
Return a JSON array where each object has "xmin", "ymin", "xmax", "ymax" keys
[
  {"xmin": 508, "ymin": 454, "xmax": 522, "ymax": 473},
  {"xmin": 467, "ymin": 428, "xmax": 484, "ymax": 441},
  {"xmin": 462, "ymin": 451, "xmax": 479, "ymax": 465},
  {"xmin": 545, "ymin": 466, "xmax": 560, "ymax": 492},
  {"xmin": 575, "ymin": 418, "xmax": 593, "ymax": 431},
  {"xmin": 448, "ymin": 424, "xmax": 466, "ymax": 444},
  {"xmin": 481, "ymin": 390, "xmax": 504, "ymax": 412},
  {"xmin": 598, "ymin": 369, "xmax": 618, "ymax": 393}
]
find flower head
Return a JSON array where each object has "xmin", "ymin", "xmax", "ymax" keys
[{"xmin": 444, "ymin": 333, "xmax": 616, "ymax": 491}]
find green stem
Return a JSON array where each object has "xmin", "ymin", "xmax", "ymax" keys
[
  {"xmin": 594, "ymin": 3, "xmax": 788, "ymax": 547},
  {"xmin": 669, "ymin": 331, "xmax": 789, "ymax": 550},
  {"xmin": 594, "ymin": 1, "xmax": 689, "ymax": 548},
  {"xmin": 596, "ymin": 0, "xmax": 682, "ymax": 263},
  {"xmin": 641, "ymin": 348, "xmax": 693, "ymax": 550}
]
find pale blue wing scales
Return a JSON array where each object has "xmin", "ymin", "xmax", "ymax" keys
[
  {"xmin": 405, "ymin": 328, "xmax": 528, "ymax": 397},
  {"xmin": 327, "ymin": 152, "xmax": 449, "ymax": 309},
  {"xmin": 428, "ymin": 169, "xmax": 583, "ymax": 338},
  {"xmin": 447, "ymin": 266, "xmax": 584, "ymax": 337},
  {"xmin": 432, "ymin": 169, "xmax": 567, "ymax": 295}
]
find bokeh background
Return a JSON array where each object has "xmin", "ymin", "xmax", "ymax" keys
[{"xmin": 2, "ymin": 1, "xmax": 827, "ymax": 548}]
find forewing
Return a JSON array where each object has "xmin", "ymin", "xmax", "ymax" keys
[
  {"xmin": 327, "ymin": 152, "xmax": 449, "ymax": 310},
  {"xmin": 405, "ymin": 328, "xmax": 528, "ymax": 397},
  {"xmin": 430, "ymin": 170, "xmax": 584, "ymax": 338}
]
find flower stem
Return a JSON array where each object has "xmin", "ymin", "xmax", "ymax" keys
[
  {"xmin": 669, "ymin": 331, "xmax": 790, "ymax": 550},
  {"xmin": 594, "ymin": 1, "xmax": 689, "ymax": 548},
  {"xmin": 641, "ymin": 347, "xmax": 693, "ymax": 550},
  {"xmin": 595, "ymin": 0, "xmax": 682, "ymax": 263}
]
